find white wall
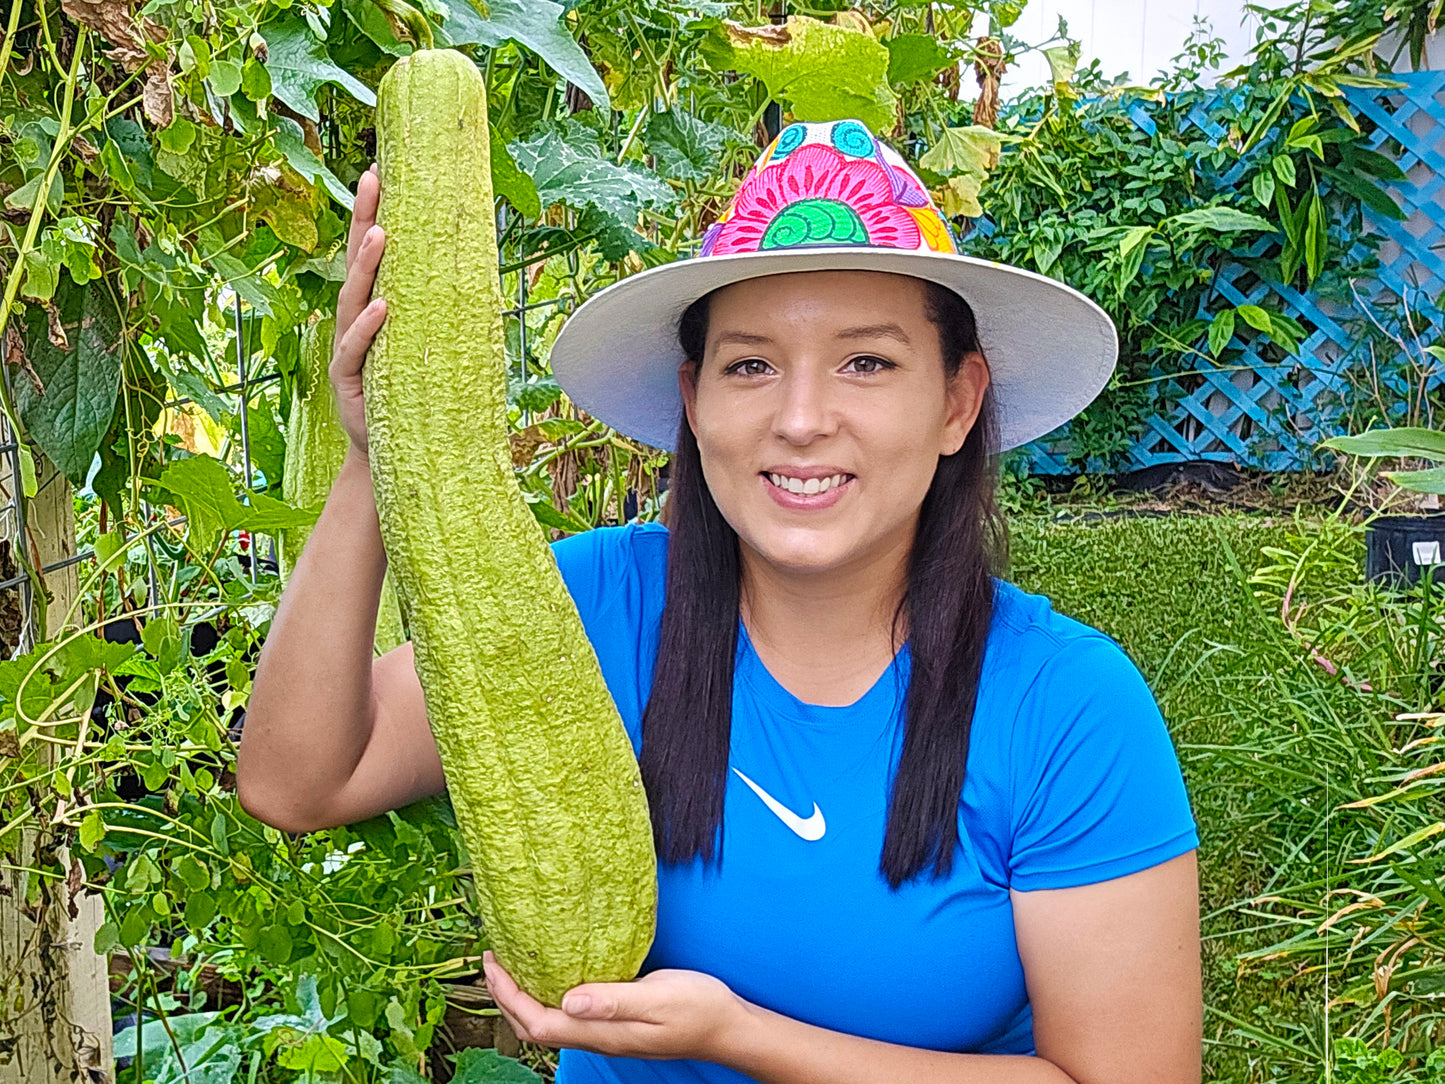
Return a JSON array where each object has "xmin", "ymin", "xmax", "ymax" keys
[{"xmin": 977, "ymin": 0, "xmax": 1443, "ymax": 95}]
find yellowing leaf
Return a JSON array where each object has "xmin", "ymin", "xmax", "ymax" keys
[
  {"xmin": 1042, "ymin": 42, "xmax": 1080, "ymax": 95},
  {"xmin": 707, "ymin": 16, "xmax": 898, "ymax": 132},
  {"xmin": 939, "ymin": 174, "xmax": 983, "ymax": 218},
  {"xmin": 919, "ymin": 125, "xmax": 1001, "ymax": 176}
]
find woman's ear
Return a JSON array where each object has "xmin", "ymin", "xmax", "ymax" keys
[
  {"xmin": 942, "ymin": 351, "xmax": 990, "ymax": 456},
  {"xmin": 678, "ymin": 360, "xmax": 700, "ymax": 435}
]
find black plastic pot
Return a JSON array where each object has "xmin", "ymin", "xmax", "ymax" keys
[{"xmin": 1365, "ymin": 513, "xmax": 1445, "ymax": 588}]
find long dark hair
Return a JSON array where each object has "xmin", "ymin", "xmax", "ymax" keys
[{"xmin": 639, "ymin": 276, "xmax": 1009, "ymax": 890}]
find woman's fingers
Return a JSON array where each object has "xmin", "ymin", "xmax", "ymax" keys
[
  {"xmin": 344, "ymin": 164, "xmax": 379, "ymax": 275},
  {"xmin": 335, "ymin": 223, "xmax": 385, "ymax": 346},
  {"xmin": 331, "ymin": 298, "xmax": 386, "ymax": 385}
]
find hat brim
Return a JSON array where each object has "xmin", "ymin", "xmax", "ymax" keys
[{"xmin": 547, "ymin": 247, "xmax": 1118, "ymax": 454}]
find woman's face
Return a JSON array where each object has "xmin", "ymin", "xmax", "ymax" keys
[{"xmin": 679, "ymin": 270, "xmax": 990, "ymax": 580}]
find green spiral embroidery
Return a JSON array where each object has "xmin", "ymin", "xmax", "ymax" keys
[{"xmin": 760, "ymin": 199, "xmax": 869, "ymax": 249}]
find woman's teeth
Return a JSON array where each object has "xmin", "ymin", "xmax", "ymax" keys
[{"xmin": 767, "ymin": 473, "xmax": 849, "ymax": 495}]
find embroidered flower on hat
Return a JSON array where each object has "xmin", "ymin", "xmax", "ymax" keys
[{"xmin": 697, "ymin": 119, "xmax": 957, "ymax": 258}]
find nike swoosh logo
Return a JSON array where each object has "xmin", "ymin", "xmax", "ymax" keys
[{"xmin": 732, "ymin": 768, "xmax": 826, "ymax": 841}]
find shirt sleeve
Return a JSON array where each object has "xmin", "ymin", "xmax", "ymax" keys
[
  {"xmin": 546, "ymin": 524, "xmax": 657, "ymax": 753},
  {"xmin": 548, "ymin": 525, "xmax": 632, "ymax": 630},
  {"xmin": 1008, "ymin": 633, "xmax": 1199, "ymax": 891}
]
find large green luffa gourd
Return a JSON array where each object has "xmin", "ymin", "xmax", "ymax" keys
[
  {"xmin": 280, "ymin": 314, "xmax": 406, "ymax": 656},
  {"xmin": 362, "ymin": 47, "xmax": 656, "ymax": 1008}
]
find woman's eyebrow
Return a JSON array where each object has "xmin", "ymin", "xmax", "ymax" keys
[
  {"xmin": 834, "ymin": 322, "xmax": 911, "ymax": 343},
  {"xmin": 711, "ymin": 330, "xmax": 773, "ymax": 348}
]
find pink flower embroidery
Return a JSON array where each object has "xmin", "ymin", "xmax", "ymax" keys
[{"xmin": 709, "ymin": 143, "xmax": 922, "ymax": 255}]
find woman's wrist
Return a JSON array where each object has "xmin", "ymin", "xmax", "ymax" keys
[{"xmin": 706, "ymin": 993, "xmax": 771, "ymax": 1072}]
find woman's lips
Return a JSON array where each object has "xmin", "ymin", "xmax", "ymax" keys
[{"xmin": 760, "ymin": 472, "xmax": 854, "ymax": 510}]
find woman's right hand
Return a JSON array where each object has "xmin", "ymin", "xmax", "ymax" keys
[{"xmin": 331, "ymin": 163, "xmax": 387, "ymax": 457}]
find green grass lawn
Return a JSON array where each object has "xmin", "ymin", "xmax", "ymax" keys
[{"xmin": 1008, "ymin": 509, "xmax": 1367, "ymax": 1083}]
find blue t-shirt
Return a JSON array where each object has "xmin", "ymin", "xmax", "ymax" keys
[{"xmin": 544, "ymin": 521, "xmax": 1198, "ymax": 1082}]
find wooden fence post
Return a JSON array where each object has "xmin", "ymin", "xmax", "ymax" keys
[{"xmin": 0, "ymin": 448, "xmax": 112, "ymax": 1083}]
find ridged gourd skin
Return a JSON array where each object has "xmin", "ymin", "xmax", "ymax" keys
[
  {"xmin": 363, "ymin": 47, "xmax": 657, "ymax": 1008},
  {"xmin": 280, "ymin": 314, "xmax": 406, "ymax": 656}
]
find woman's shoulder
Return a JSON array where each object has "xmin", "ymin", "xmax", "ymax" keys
[
  {"xmin": 549, "ymin": 519, "xmax": 669, "ymax": 583},
  {"xmin": 547, "ymin": 520, "xmax": 670, "ymax": 634},
  {"xmin": 986, "ymin": 576, "xmax": 1127, "ymax": 665},
  {"xmin": 981, "ymin": 576, "xmax": 1154, "ymax": 715}
]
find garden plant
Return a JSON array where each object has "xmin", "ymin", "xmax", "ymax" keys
[{"xmin": 0, "ymin": 0, "xmax": 1443, "ymax": 1081}]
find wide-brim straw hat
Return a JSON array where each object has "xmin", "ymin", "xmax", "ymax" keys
[{"xmin": 548, "ymin": 118, "xmax": 1118, "ymax": 454}]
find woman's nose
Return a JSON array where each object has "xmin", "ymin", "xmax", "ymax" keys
[{"xmin": 771, "ymin": 366, "xmax": 838, "ymax": 444}]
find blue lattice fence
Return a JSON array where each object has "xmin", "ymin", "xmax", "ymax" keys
[{"xmin": 1012, "ymin": 71, "xmax": 1445, "ymax": 475}]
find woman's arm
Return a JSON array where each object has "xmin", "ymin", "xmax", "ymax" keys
[{"xmin": 715, "ymin": 1001, "xmax": 1079, "ymax": 1084}]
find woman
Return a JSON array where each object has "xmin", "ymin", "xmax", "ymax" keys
[{"xmin": 240, "ymin": 120, "xmax": 1202, "ymax": 1084}]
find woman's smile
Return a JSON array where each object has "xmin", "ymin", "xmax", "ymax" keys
[{"xmin": 760, "ymin": 470, "xmax": 856, "ymax": 510}]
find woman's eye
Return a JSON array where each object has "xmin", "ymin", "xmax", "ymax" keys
[
  {"xmin": 728, "ymin": 358, "xmax": 771, "ymax": 376},
  {"xmin": 847, "ymin": 355, "xmax": 894, "ymax": 374}
]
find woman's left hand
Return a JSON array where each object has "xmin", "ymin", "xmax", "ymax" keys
[{"xmin": 483, "ymin": 950, "xmax": 750, "ymax": 1063}]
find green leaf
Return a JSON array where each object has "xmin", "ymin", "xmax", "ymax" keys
[
  {"xmin": 1117, "ymin": 225, "xmax": 1154, "ymax": 258},
  {"xmin": 989, "ymin": 0, "xmax": 1025, "ymax": 28},
  {"xmin": 17, "ymin": 281, "xmax": 123, "ymax": 484},
  {"xmin": 5, "ymin": 171, "xmax": 64, "ymax": 215},
  {"xmin": 642, "ymin": 111, "xmax": 730, "ymax": 184},
  {"xmin": 262, "ymin": 15, "xmax": 376, "ymax": 123},
  {"xmin": 1272, "ymin": 154, "xmax": 1297, "ymax": 187},
  {"xmin": 79, "ymin": 810, "xmax": 105, "ymax": 850},
  {"xmin": 1208, "ymin": 309, "xmax": 1236, "ymax": 357},
  {"xmin": 184, "ymin": 890, "xmax": 217, "ymax": 929},
  {"xmin": 437, "ymin": 0, "xmax": 611, "ymax": 113},
  {"xmin": 1251, "ymin": 170, "xmax": 1275, "ymax": 210},
  {"xmin": 1304, "ymin": 192, "xmax": 1326, "ymax": 282},
  {"xmin": 884, "ymin": 34, "xmax": 953, "ymax": 86},
  {"xmin": 258, "ymin": 923, "xmax": 295, "ymax": 964},
  {"xmin": 18, "ymin": 445, "xmax": 36, "ymax": 499},
  {"xmin": 125, "ymin": 852, "xmax": 162, "ymax": 892},
  {"xmin": 510, "ymin": 120, "xmax": 676, "ymax": 229},
  {"xmin": 113, "ymin": 1010, "xmax": 223, "ymax": 1060},
  {"xmin": 157, "ymin": 117, "xmax": 197, "ymax": 154},
  {"xmin": 1235, "ymin": 304, "xmax": 1272, "ymax": 333},
  {"xmin": 1387, "ymin": 466, "xmax": 1445, "ymax": 494},
  {"xmin": 1116, "ymin": 232, "xmax": 1148, "ymax": 293},
  {"xmin": 168, "ymin": 369, "xmax": 230, "ymax": 425},
  {"xmin": 260, "ymin": 110, "xmax": 352, "ymax": 208},
  {"xmin": 19, "ymin": 248, "xmax": 58, "ymax": 301},
  {"xmin": 1322, "ymin": 427, "xmax": 1445, "ymax": 461},
  {"xmin": 149, "ymin": 453, "xmax": 314, "ymax": 554},
  {"xmin": 490, "ymin": 132, "xmax": 540, "ymax": 219},
  {"xmin": 340, "ymin": 0, "xmax": 412, "ymax": 55},
  {"xmin": 209, "ymin": 58, "xmax": 243, "ymax": 97},
  {"xmin": 141, "ymin": 614, "xmax": 182, "ymax": 670},
  {"xmin": 1041, "ymin": 42, "xmax": 1080, "ymax": 92},
  {"xmin": 176, "ymin": 854, "xmax": 210, "ymax": 891},
  {"xmin": 918, "ymin": 125, "xmax": 1001, "ymax": 177},
  {"xmin": 449, "ymin": 1047, "xmax": 545, "ymax": 1083},
  {"xmin": 227, "ymin": 398, "xmax": 286, "ymax": 490},
  {"xmin": 706, "ymin": 16, "xmax": 898, "ymax": 132},
  {"xmin": 93, "ymin": 921, "xmax": 119, "ymax": 955},
  {"xmin": 100, "ymin": 140, "xmax": 136, "ymax": 190},
  {"xmin": 241, "ymin": 57, "xmax": 273, "ymax": 101},
  {"xmin": 150, "ymin": 455, "xmax": 236, "ymax": 552},
  {"xmin": 1165, "ymin": 207, "xmax": 1273, "ymax": 233},
  {"xmin": 103, "ymin": 118, "xmax": 154, "ymax": 187},
  {"xmin": 1316, "ymin": 164, "xmax": 1405, "ymax": 221}
]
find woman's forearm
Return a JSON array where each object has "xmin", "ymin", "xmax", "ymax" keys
[{"xmin": 713, "ymin": 999, "xmax": 1078, "ymax": 1084}]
